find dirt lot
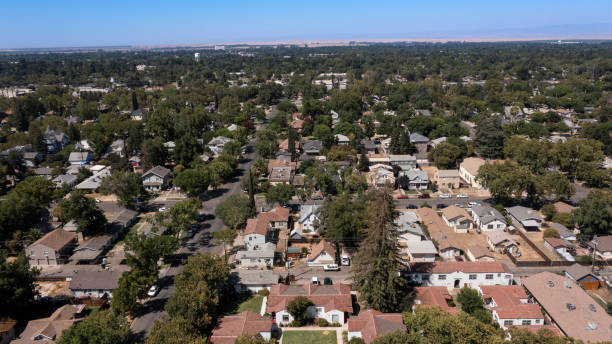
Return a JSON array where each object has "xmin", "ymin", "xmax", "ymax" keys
[
  {"xmin": 523, "ymin": 231, "xmax": 564, "ymax": 261},
  {"xmin": 36, "ymin": 281, "xmax": 70, "ymax": 298}
]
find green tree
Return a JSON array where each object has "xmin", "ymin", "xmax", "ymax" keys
[
  {"xmin": 540, "ymin": 204, "xmax": 557, "ymax": 221},
  {"xmin": 457, "ymin": 287, "xmax": 483, "ymax": 314},
  {"xmin": 57, "ymin": 309, "xmax": 131, "ymax": 344},
  {"xmin": 287, "ymin": 296, "xmax": 314, "ymax": 326},
  {"xmin": 317, "ymin": 194, "xmax": 367, "ymax": 250},
  {"xmin": 543, "ymin": 227, "xmax": 561, "ymax": 238},
  {"xmin": 147, "ymin": 317, "xmax": 202, "ymax": 344},
  {"xmin": 573, "ymin": 190, "xmax": 612, "ymax": 238},
  {"xmin": 0, "ymin": 252, "xmax": 39, "ymax": 317},
  {"xmin": 154, "ymin": 198, "xmax": 201, "ymax": 238},
  {"xmin": 57, "ymin": 191, "xmax": 107, "ymax": 235},
  {"xmin": 174, "ymin": 134, "xmax": 201, "ymax": 166},
  {"xmin": 371, "ymin": 330, "xmax": 425, "ymax": 344},
  {"xmin": 475, "ymin": 116, "xmax": 504, "ymax": 159},
  {"xmin": 100, "ymin": 170, "xmax": 148, "ymax": 207},
  {"xmin": 430, "ymin": 142, "xmax": 462, "ymax": 169},
  {"xmin": 142, "ymin": 138, "xmax": 169, "ymax": 170},
  {"xmin": 265, "ymin": 183, "xmax": 295, "ymax": 206},
  {"xmin": 352, "ymin": 191, "xmax": 407, "ymax": 312},
  {"xmin": 235, "ymin": 334, "xmax": 267, "ymax": 344},
  {"xmin": 174, "ymin": 168, "xmax": 210, "ymax": 196},
  {"xmin": 215, "ymin": 195, "xmax": 253, "ymax": 229},
  {"xmin": 213, "ymin": 228, "xmax": 237, "ymax": 258}
]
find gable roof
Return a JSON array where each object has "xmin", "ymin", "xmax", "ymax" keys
[
  {"xmin": 414, "ymin": 286, "xmax": 459, "ymax": 315},
  {"xmin": 441, "ymin": 205, "xmax": 471, "ymax": 222},
  {"xmin": 347, "ymin": 310, "xmax": 405, "ymax": 344},
  {"xmin": 143, "ymin": 165, "xmax": 170, "ymax": 178},
  {"xmin": 486, "ymin": 229, "xmax": 516, "ymax": 246},
  {"xmin": 299, "ymin": 204, "xmax": 320, "ymax": 224},
  {"xmin": 308, "ymin": 240, "xmax": 336, "ymax": 261},
  {"xmin": 471, "ymin": 204, "xmax": 505, "ymax": 224},
  {"xmin": 12, "ymin": 305, "xmax": 83, "ymax": 344},
  {"xmin": 506, "ymin": 206, "xmax": 542, "ymax": 222},
  {"xmin": 267, "ymin": 283, "xmax": 352, "ymax": 313},
  {"xmin": 460, "ymin": 157, "xmax": 486, "ymax": 176},
  {"xmin": 544, "ymin": 237, "xmax": 568, "ymax": 248},
  {"xmin": 68, "ymin": 151, "xmax": 90, "ymax": 161},
  {"xmin": 553, "ymin": 201, "xmax": 577, "ymax": 214},
  {"xmin": 409, "ymin": 132, "xmax": 429, "ymax": 143},
  {"xmin": 231, "ymin": 270, "xmax": 279, "ymax": 286},
  {"xmin": 245, "ymin": 207, "xmax": 290, "ymax": 236},
  {"xmin": 29, "ymin": 229, "xmax": 76, "ymax": 251},
  {"xmin": 210, "ymin": 311, "xmax": 272, "ymax": 344},
  {"xmin": 564, "ymin": 264, "xmax": 600, "ymax": 282},
  {"xmin": 479, "ymin": 285, "xmax": 543, "ymax": 320},
  {"xmin": 69, "ymin": 270, "xmax": 121, "ymax": 291}
]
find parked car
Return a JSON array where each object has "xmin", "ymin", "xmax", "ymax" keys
[
  {"xmin": 94, "ymin": 198, "xmax": 101, "ymax": 203},
  {"xmin": 396, "ymin": 195, "xmax": 409, "ymax": 199},
  {"xmin": 418, "ymin": 193, "xmax": 431, "ymax": 199},
  {"xmin": 454, "ymin": 203, "xmax": 464, "ymax": 208},
  {"xmin": 324, "ymin": 264, "xmax": 340, "ymax": 271},
  {"xmin": 406, "ymin": 204, "xmax": 418, "ymax": 209},
  {"xmin": 323, "ymin": 277, "xmax": 333, "ymax": 285},
  {"xmin": 456, "ymin": 193, "xmax": 468, "ymax": 198},
  {"xmin": 159, "ymin": 206, "xmax": 168, "ymax": 212},
  {"xmin": 341, "ymin": 255, "xmax": 350, "ymax": 266},
  {"xmin": 467, "ymin": 202, "xmax": 478, "ymax": 208},
  {"xmin": 311, "ymin": 276, "xmax": 320, "ymax": 285},
  {"xmin": 147, "ymin": 285, "xmax": 159, "ymax": 297},
  {"xmin": 439, "ymin": 194, "xmax": 451, "ymax": 198},
  {"xmin": 436, "ymin": 203, "xmax": 448, "ymax": 209}
]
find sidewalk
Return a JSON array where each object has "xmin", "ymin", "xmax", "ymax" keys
[{"xmin": 280, "ymin": 325, "xmax": 344, "ymax": 344}]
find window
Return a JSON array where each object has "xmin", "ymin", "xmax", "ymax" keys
[
  {"xmin": 469, "ymin": 274, "xmax": 477, "ymax": 280},
  {"xmin": 282, "ymin": 315, "xmax": 289, "ymax": 322},
  {"xmin": 535, "ymin": 319, "xmax": 541, "ymax": 324},
  {"xmin": 504, "ymin": 320, "xmax": 513, "ymax": 326},
  {"xmin": 44, "ymin": 251, "xmax": 49, "ymax": 257},
  {"xmin": 332, "ymin": 314, "xmax": 339, "ymax": 323},
  {"xmin": 30, "ymin": 250, "xmax": 35, "ymax": 256},
  {"xmin": 485, "ymin": 274, "xmax": 494, "ymax": 280},
  {"xmin": 421, "ymin": 275, "xmax": 430, "ymax": 281},
  {"xmin": 438, "ymin": 275, "xmax": 446, "ymax": 280},
  {"xmin": 522, "ymin": 320, "xmax": 531, "ymax": 326},
  {"xmin": 316, "ymin": 307, "xmax": 324, "ymax": 314},
  {"xmin": 487, "ymin": 225, "xmax": 493, "ymax": 229}
]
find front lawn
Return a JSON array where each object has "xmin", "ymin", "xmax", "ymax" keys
[
  {"xmin": 282, "ymin": 331, "xmax": 337, "ymax": 344},
  {"xmin": 236, "ymin": 295, "xmax": 264, "ymax": 313}
]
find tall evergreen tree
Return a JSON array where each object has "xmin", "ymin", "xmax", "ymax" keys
[
  {"xmin": 352, "ymin": 190, "xmax": 407, "ymax": 312},
  {"xmin": 288, "ymin": 127, "xmax": 297, "ymax": 162}
]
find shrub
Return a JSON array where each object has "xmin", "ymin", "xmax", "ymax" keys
[
  {"xmin": 541, "ymin": 204, "xmax": 556, "ymax": 220},
  {"xmin": 349, "ymin": 338, "xmax": 366, "ymax": 344},
  {"xmin": 317, "ymin": 318, "xmax": 329, "ymax": 327},
  {"xmin": 542, "ymin": 228, "xmax": 560, "ymax": 238},
  {"xmin": 258, "ymin": 289, "xmax": 270, "ymax": 297},
  {"xmin": 287, "ymin": 296, "xmax": 314, "ymax": 326}
]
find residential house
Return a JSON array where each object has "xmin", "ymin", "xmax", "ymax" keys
[
  {"xmin": 522, "ymin": 272, "xmax": 612, "ymax": 343},
  {"xmin": 51, "ymin": 174, "xmax": 77, "ymax": 189},
  {"xmin": 244, "ymin": 207, "xmax": 290, "ymax": 250},
  {"xmin": 360, "ymin": 139, "xmax": 377, "ymax": 154},
  {"xmin": 409, "ymin": 133, "xmax": 429, "ymax": 154},
  {"xmin": 235, "ymin": 245, "xmax": 276, "ymax": 269},
  {"xmin": 367, "ymin": 164, "xmax": 395, "ymax": 188},
  {"xmin": 69, "ymin": 235, "xmax": 112, "ymax": 264},
  {"xmin": 486, "ymin": 229, "xmax": 519, "ymax": 255},
  {"xmin": 441, "ymin": 206, "xmax": 473, "ymax": 233},
  {"xmin": 33, "ymin": 167, "xmax": 53, "ymax": 179},
  {"xmin": 416, "ymin": 207, "xmax": 463, "ymax": 259},
  {"xmin": 301, "ymin": 140, "xmax": 323, "ymax": 155},
  {"xmin": 130, "ymin": 108, "xmax": 147, "ymax": 121},
  {"xmin": 466, "ymin": 246, "xmax": 495, "ymax": 262},
  {"xmin": 506, "ymin": 206, "xmax": 543, "ymax": 231},
  {"xmin": 459, "ymin": 157, "xmax": 486, "ymax": 188},
  {"xmin": 478, "ymin": 285, "xmax": 545, "ymax": 329},
  {"xmin": 405, "ymin": 241, "xmax": 437, "ymax": 262},
  {"xmin": 290, "ymin": 119, "xmax": 304, "ymax": 133},
  {"xmin": 415, "ymin": 153, "xmax": 429, "ymax": 167},
  {"xmin": 396, "ymin": 211, "xmax": 425, "ymax": 242},
  {"xmin": 398, "ymin": 168, "xmax": 428, "ymax": 190},
  {"xmin": 347, "ymin": 310, "xmax": 405, "ymax": 344},
  {"xmin": 470, "ymin": 204, "xmax": 506, "ymax": 232},
  {"xmin": 267, "ymin": 283, "xmax": 353, "ymax": 325},
  {"xmin": 141, "ymin": 165, "xmax": 171, "ymax": 191},
  {"xmin": 296, "ymin": 204, "xmax": 320, "ymax": 235},
  {"xmin": 544, "ymin": 237, "xmax": 573, "ymax": 261},
  {"xmin": 75, "ymin": 166, "xmax": 111, "ymax": 191},
  {"xmin": 564, "ymin": 264, "xmax": 602, "ymax": 290},
  {"xmin": 590, "ymin": 235, "xmax": 612, "ymax": 260},
  {"xmin": 279, "ymin": 138, "xmax": 300, "ymax": 152},
  {"xmin": 406, "ymin": 261, "xmax": 513, "ymax": 290},
  {"xmin": 268, "ymin": 166, "xmax": 294, "ymax": 185},
  {"xmin": 0, "ymin": 318, "xmax": 16, "ymax": 344},
  {"xmin": 429, "ymin": 136, "xmax": 447, "ymax": 149},
  {"xmin": 11, "ymin": 305, "xmax": 84, "ymax": 344},
  {"xmin": 335, "ymin": 134, "xmax": 349, "ymax": 145},
  {"xmin": 415, "ymin": 109, "xmax": 431, "ymax": 117},
  {"xmin": 413, "ymin": 286, "xmax": 459, "ymax": 315},
  {"xmin": 389, "ymin": 154, "xmax": 417, "ymax": 170},
  {"xmin": 129, "ymin": 156, "xmax": 141, "ymax": 169},
  {"xmin": 210, "ymin": 311, "xmax": 273, "ymax": 344},
  {"xmin": 68, "ymin": 152, "xmax": 92, "ymax": 165},
  {"xmin": 208, "ymin": 136, "xmax": 232, "ymax": 156},
  {"xmin": 549, "ymin": 223, "xmax": 576, "ymax": 241},
  {"xmin": 230, "ymin": 270, "xmax": 280, "ymax": 293},
  {"xmin": 69, "ymin": 270, "xmax": 121, "ymax": 299},
  {"xmin": 107, "ymin": 208, "xmax": 139, "ymax": 234},
  {"xmin": 434, "ymin": 169, "xmax": 460, "ymax": 189},
  {"xmin": 366, "ymin": 154, "xmax": 390, "ymax": 166},
  {"xmin": 307, "ymin": 240, "xmax": 336, "ymax": 267},
  {"xmin": 23, "ymin": 152, "xmax": 43, "ymax": 167},
  {"xmin": 26, "ymin": 229, "xmax": 77, "ymax": 266},
  {"xmin": 108, "ymin": 139, "xmax": 125, "ymax": 157},
  {"xmin": 43, "ymin": 127, "xmax": 69, "ymax": 154}
]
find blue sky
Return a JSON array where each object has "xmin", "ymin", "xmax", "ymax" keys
[{"xmin": 1, "ymin": 0, "xmax": 611, "ymax": 49}]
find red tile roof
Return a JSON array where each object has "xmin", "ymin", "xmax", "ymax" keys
[
  {"xmin": 267, "ymin": 283, "xmax": 352, "ymax": 313},
  {"xmin": 480, "ymin": 285, "xmax": 543, "ymax": 320},
  {"xmin": 414, "ymin": 287, "xmax": 459, "ymax": 315},
  {"xmin": 347, "ymin": 310, "xmax": 405, "ymax": 344},
  {"xmin": 210, "ymin": 311, "xmax": 272, "ymax": 344},
  {"xmin": 544, "ymin": 237, "xmax": 568, "ymax": 248},
  {"xmin": 245, "ymin": 207, "xmax": 290, "ymax": 236}
]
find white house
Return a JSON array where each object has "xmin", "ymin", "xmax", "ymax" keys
[
  {"xmin": 244, "ymin": 207, "xmax": 290, "ymax": 251},
  {"xmin": 398, "ymin": 168, "xmax": 428, "ymax": 190},
  {"xmin": 208, "ymin": 136, "xmax": 232, "ymax": 156},
  {"xmin": 405, "ymin": 241, "xmax": 437, "ymax": 262},
  {"xmin": 470, "ymin": 204, "xmax": 506, "ymax": 232},
  {"xmin": 440, "ymin": 205, "xmax": 473, "ymax": 233},
  {"xmin": 297, "ymin": 204, "xmax": 320, "ymax": 233},
  {"xmin": 68, "ymin": 151, "xmax": 92, "ymax": 165},
  {"xmin": 141, "ymin": 165, "xmax": 171, "ymax": 191},
  {"xmin": 406, "ymin": 261, "xmax": 513, "ymax": 290},
  {"xmin": 306, "ymin": 241, "xmax": 336, "ymax": 267},
  {"xmin": 334, "ymin": 134, "xmax": 350, "ymax": 145},
  {"xmin": 267, "ymin": 283, "xmax": 353, "ymax": 325},
  {"xmin": 459, "ymin": 157, "xmax": 486, "ymax": 188},
  {"xmin": 478, "ymin": 285, "xmax": 545, "ymax": 330}
]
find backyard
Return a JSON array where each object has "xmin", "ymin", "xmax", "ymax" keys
[
  {"xmin": 222, "ymin": 294, "xmax": 264, "ymax": 314},
  {"xmin": 282, "ymin": 330, "xmax": 337, "ymax": 344}
]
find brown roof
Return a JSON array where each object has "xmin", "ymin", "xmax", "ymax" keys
[
  {"xmin": 553, "ymin": 202, "xmax": 577, "ymax": 214},
  {"xmin": 244, "ymin": 207, "xmax": 290, "ymax": 236},
  {"xmin": 467, "ymin": 246, "xmax": 494, "ymax": 260},
  {"xmin": 307, "ymin": 240, "xmax": 336, "ymax": 262},
  {"xmin": 414, "ymin": 287, "xmax": 459, "ymax": 315},
  {"xmin": 522, "ymin": 272, "xmax": 612, "ymax": 342},
  {"xmin": 441, "ymin": 205, "xmax": 471, "ymax": 222},
  {"xmin": 29, "ymin": 229, "xmax": 76, "ymax": 251},
  {"xmin": 210, "ymin": 311, "xmax": 272, "ymax": 344},
  {"xmin": 480, "ymin": 285, "xmax": 543, "ymax": 320},
  {"xmin": 267, "ymin": 283, "xmax": 352, "ymax": 313},
  {"xmin": 564, "ymin": 263, "xmax": 601, "ymax": 282},
  {"xmin": 409, "ymin": 261, "xmax": 507, "ymax": 274},
  {"xmin": 279, "ymin": 139, "xmax": 300, "ymax": 151},
  {"xmin": 347, "ymin": 310, "xmax": 405, "ymax": 344},
  {"xmin": 415, "ymin": 207, "xmax": 461, "ymax": 251},
  {"xmin": 544, "ymin": 237, "xmax": 568, "ymax": 248},
  {"xmin": 0, "ymin": 317, "xmax": 16, "ymax": 333},
  {"xmin": 460, "ymin": 157, "xmax": 486, "ymax": 176},
  {"xmin": 267, "ymin": 159, "xmax": 299, "ymax": 173},
  {"xmin": 12, "ymin": 305, "xmax": 84, "ymax": 344},
  {"xmin": 290, "ymin": 119, "xmax": 304, "ymax": 129}
]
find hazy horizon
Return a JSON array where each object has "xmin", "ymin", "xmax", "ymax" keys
[{"xmin": 2, "ymin": 0, "xmax": 612, "ymax": 49}]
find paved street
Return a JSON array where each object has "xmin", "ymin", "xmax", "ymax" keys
[
  {"xmin": 129, "ymin": 141, "xmax": 259, "ymax": 339},
  {"xmin": 395, "ymin": 196, "xmax": 489, "ymax": 208}
]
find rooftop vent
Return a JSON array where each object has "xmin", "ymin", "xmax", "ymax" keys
[
  {"xmin": 564, "ymin": 281, "xmax": 571, "ymax": 288},
  {"xmin": 566, "ymin": 303, "xmax": 576, "ymax": 311},
  {"xmin": 547, "ymin": 280, "xmax": 555, "ymax": 288},
  {"xmin": 587, "ymin": 321, "xmax": 597, "ymax": 330},
  {"xmin": 589, "ymin": 304, "xmax": 597, "ymax": 312}
]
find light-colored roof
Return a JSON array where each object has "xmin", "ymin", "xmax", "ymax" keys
[
  {"xmin": 334, "ymin": 134, "xmax": 349, "ymax": 142},
  {"xmin": 522, "ymin": 272, "xmax": 612, "ymax": 342},
  {"xmin": 441, "ymin": 205, "xmax": 471, "ymax": 222},
  {"xmin": 467, "ymin": 245, "xmax": 494, "ymax": 260},
  {"xmin": 486, "ymin": 229, "xmax": 516, "ymax": 246},
  {"xmin": 406, "ymin": 240, "xmax": 437, "ymax": 255},
  {"xmin": 553, "ymin": 202, "xmax": 577, "ymax": 214},
  {"xmin": 143, "ymin": 165, "xmax": 170, "ymax": 178},
  {"xmin": 28, "ymin": 229, "xmax": 76, "ymax": 251},
  {"xmin": 471, "ymin": 204, "xmax": 505, "ymax": 224},
  {"xmin": 308, "ymin": 240, "xmax": 336, "ymax": 261},
  {"xmin": 460, "ymin": 157, "xmax": 486, "ymax": 176},
  {"xmin": 68, "ymin": 151, "xmax": 90, "ymax": 161},
  {"xmin": 564, "ymin": 264, "xmax": 600, "ymax": 282},
  {"xmin": 347, "ymin": 310, "xmax": 405, "ymax": 344},
  {"xmin": 69, "ymin": 270, "xmax": 121, "ymax": 291},
  {"xmin": 231, "ymin": 270, "xmax": 279, "ymax": 285},
  {"xmin": 236, "ymin": 248, "xmax": 275, "ymax": 260},
  {"xmin": 409, "ymin": 133, "xmax": 429, "ymax": 143},
  {"xmin": 435, "ymin": 169, "xmax": 460, "ymax": 178},
  {"xmin": 506, "ymin": 206, "xmax": 542, "ymax": 222}
]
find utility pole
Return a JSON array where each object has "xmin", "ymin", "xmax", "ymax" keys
[{"xmin": 591, "ymin": 235, "xmax": 598, "ymax": 272}]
